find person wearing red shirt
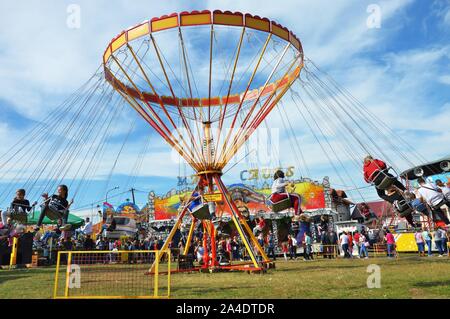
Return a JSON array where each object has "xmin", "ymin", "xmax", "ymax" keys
[
  {"xmin": 348, "ymin": 233, "xmax": 353, "ymax": 257},
  {"xmin": 363, "ymin": 156, "xmax": 406, "ymax": 203},
  {"xmin": 353, "ymin": 231, "xmax": 360, "ymax": 257},
  {"xmin": 252, "ymin": 217, "xmax": 266, "ymax": 235}
]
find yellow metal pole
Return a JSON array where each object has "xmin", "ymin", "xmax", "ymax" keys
[
  {"xmin": 240, "ymin": 218, "xmax": 270, "ymax": 262},
  {"xmin": 230, "ymin": 214, "xmax": 259, "ymax": 268},
  {"xmin": 214, "ymin": 175, "xmax": 260, "ymax": 268},
  {"xmin": 167, "ymin": 250, "xmax": 171, "ymax": 298},
  {"xmin": 183, "ymin": 219, "xmax": 196, "ymax": 256},
  {"xmin": 53, "ymin": 252, "xmax": 62, "ymax": 299},
  {"xmin": 154, "ymin": 251, "xmax": 159, "ymax": 298},
  {"xmin": 64, "ymin": 252, "xmax": 72, "ymax": 298},
  {"xmin": 9, "ymin": 237, "xmax": 18, "ymax": 269}
]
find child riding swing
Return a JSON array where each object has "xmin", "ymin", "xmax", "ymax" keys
[
  {"xmin": 269, "ymin": 170, "xmax": 302, "ymax": 215},
  {"xmin": 34, "ymin": 185, "xmax": 73, "ymax": 232},
  {"xmin": 1, "ymin": 189, "xmax": 36, "ymax": 226}
]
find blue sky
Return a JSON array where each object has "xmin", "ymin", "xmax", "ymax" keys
[{"xmin": 0, "ymin": 0, "xmax": 449, "ymax": 218}]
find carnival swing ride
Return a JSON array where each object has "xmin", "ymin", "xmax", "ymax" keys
[{"xmin": 0, "ymin": 10, "xmax": 444, "ymax": 273}]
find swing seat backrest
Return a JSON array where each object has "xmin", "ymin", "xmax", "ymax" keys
[
  {"xmin": 45, "ymin": 206, "xmax": 63, "ymax": 221},
  {"xmin": 372, "ymin": 170, "xmax": 395, "ymax": 190},
  {"xmin": 10, "ymin": 211, "xmax": 27, "ymax": 224},
  {"xmin": 395, "ymin": 200, "xmax": 413, "ymax": 217},
  {"xmin": 190, "ymin": 203, "xmax": 211, "ymax": 220},
  {"xmin": 270, "ymin": 197, "xmax": 292, "ymax": 213}
]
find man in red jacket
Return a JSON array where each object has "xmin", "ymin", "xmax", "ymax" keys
[{"xmin": 363, "ymin": 156, "xmax": 405, "ymax": 203}]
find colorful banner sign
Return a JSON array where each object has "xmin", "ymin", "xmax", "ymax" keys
[
  {"xmin": 153, "ymin": 179, "xmax": 326, "ymax": 220},
  {"xmin": 115, "ymin": 201, "xmax": 141, "ymax": 215}
]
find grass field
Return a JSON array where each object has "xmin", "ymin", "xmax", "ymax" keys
[{"xmin": 1, "ymin": 256, "xmax": 449, "ymax": 299}]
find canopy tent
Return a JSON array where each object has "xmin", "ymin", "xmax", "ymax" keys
[
  {"xmin": 26, "ymin": 211, "xmax": 85, "ymax": 228},
  {"xmin": 400, "ymin": 155, "xmax": 450, "ymax": 180}
]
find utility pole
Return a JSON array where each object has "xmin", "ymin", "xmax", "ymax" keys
[{"xmin": 130, "ymin": 188, "xmax": 136, "ymax": 205}]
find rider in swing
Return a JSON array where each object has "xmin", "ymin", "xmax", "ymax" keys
[
  {"xmin": 270, "ymin": 169, "xmax": 302, "ymax": 215},
  {"xmin": 1, "ymin": 189, "xmax": 35, "ymax": 226},
  {"xmin": 34, "ymin": 185, "xmax": 73, "ymax": 232},
  {"xmin": 363, "ymin": 156, "xmax": 419, "ymax": 226},
  {"xmin": 363, "ymin": 155, "xmax": 406, "ymax": 203},
  {"xmin": 187, "ymin": 176, "xmax": 216, "ymax": 220}
]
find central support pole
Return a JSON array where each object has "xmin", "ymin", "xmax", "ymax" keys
[{"xmin": 149, "ymin": 171, "xmax": 272, "ymax": 274}]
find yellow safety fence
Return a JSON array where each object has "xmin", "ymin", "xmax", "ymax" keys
[
  {"xmin": 9, "ymin": 237, "xmax": 18, "ymax": 269},
  {"xmin": 53, "ymin": 250, "xmax": 171, "ymax": 299},
  {"xmin": 314, "ymin": 245, "xmax": 339, "ymax": 259},
  {"xmin": 372, "ymin": 243, "xmax": 399, "ymax": 258}
]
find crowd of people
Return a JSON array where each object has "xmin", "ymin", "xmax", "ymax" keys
[{"xmin": 1, "ymin": 162, "xmax": 449, "ymax": 267}]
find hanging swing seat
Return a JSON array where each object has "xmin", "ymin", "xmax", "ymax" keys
[
  {"xmin": 189, "ymin": 197, "xmax": 211, "ymax": 220},
  {"xmin": 268, "ymin": 195, "xmax": 292, "ymax": 213},
  {"xmin": 43, "ymin": 206, "xmax": 64, "ymax": 221},
  {"xmin": 394, "ymin": 200, "xmax": 413, "ymax": 217},
  {"xmin": 8, "ymin": 208, "xmax": 28, "ymax": 224},
  {"xmin": 372, "ymin": 168, "xmax": 396, "ymax": 190}
]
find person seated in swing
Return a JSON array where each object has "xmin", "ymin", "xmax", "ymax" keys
[
  {"xmin": 416, "ymin": 177, "xmax": 450, "ymax": 226},
  {"xmin": 187, "ymin": 176, "xmax": 216, "ymax": 219},
  {"xmin": 363, "ymin": 156, "xmax": 406, "ymax": 203},
  {"xmin": 269, "ymin": 169, "xmax": 302, "ymax": 215},
  {"xmin": 34, "ymin": 185, "xmax": 73, "ymax": 232},
  {"xmin": 188, "ymin": 190, "xmax": 202, "ymax": 212},
  {"xmin": 1, "ymin": 189, "xmax": 35, "ymax": 226}
]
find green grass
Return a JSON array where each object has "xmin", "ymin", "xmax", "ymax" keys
[{"xmin": 1, "ymin": 256, "xmax": 449, "ymax": 299}]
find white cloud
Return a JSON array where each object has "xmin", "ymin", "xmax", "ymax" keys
[
  {"xmin": 439, "ymin": 75, "xmax": 450, "ymax": 85},
  {"xmin": 1, "ymin": 0, "xmax": 450, "ymax": 205}
]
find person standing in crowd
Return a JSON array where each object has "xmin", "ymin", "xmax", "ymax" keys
[
  {"xmin": 328, "ymin": 230, "xmax": 338, "ymax": 259},
  {"xmin": 385, "ymin": 230, "xmax": 396, "ymax": 258},
  {"xmin": 225, "ymin": 237, "xmax": 232, "ymax": 261},
  {"xmin": 414, "ymin": 229, "xmax": 425, "ymax": 257},
  {"xmin": 257, "ymin": 233, "xmax": 265, "ymax": 262},
  {"xmin": 193, "ymin": 239, "xmax": 204, "ymax": 264},
  {"xmin": 291, "ymin": 218, "xmax": 299, "ymax": 239},
  {"xmin": 321, "ymin": 229, "xmax": 331, "ymax": 258},
  {"xmin": 83, "ymin": 234, "xmax": 95, "ymax": 250},
  {"xmin": 353, "ymin": 231, "xmax": 360, "ymax": 258},
  {"xmin": 339, "ymin": 231, "xmax": 350, "ymax": 258},
  {"xmin": 303, "ymin": 233, "xmax": 313, "ymax": 260},
  {"xmin": 266, "ymin": 231, "xmax": 276, "ymax": 261},
  {"xmin": 231, "ymin": 236, "xmax": 240, "ymax": 261},
  {"xmin": 347, "ymin": 232, "xmax": 354, "ymax": 258},
  {"xmin": 281, "ymin": 241, "xmax": 289, "ymax": 261},
  {"xmin": 422, "ymin": 228, "xmax": 433, "ymax": 257},
  {"xmin": 434, "ymin": 226, "xmax": 446, "ymax": 257},
  {"xmin": 444, "ymin": 227, "xmax": 449, "ymax": 255},
  {"xmin": 288, "ymin": 234, "xmax": 297, "ymax": 259},
  {"xmin": 96, "ymin": 236, "xmax": 106, "ymax": 250},
  {"xmin": 359, "ymin": 232, "xmax": 369, "ymax": 259}
]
